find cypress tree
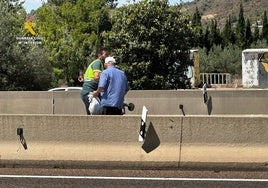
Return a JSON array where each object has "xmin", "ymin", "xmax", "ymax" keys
[
  {"xmin": 245, "ymin": 18, "xmax": 252, "ymax": 48},
  {"xmin": 236, "ymin": 3, "xmax": 246, "ymax": 49},
  {"xmin": 203, "ymin": 25, "xmax": 212, "ymax": 54},
  {"xmin": 253, "ymin": 21, "xmax": 260, "ymax": 44},
  {"xmin": 262, "ymin": 10, "xmax": 268, "ymax": 43},
  {"xmin": 192, "ymin": 7, "xmax": 202, "ymax": 27},
  {"xmin": 210, "ymin": 19, "xmax": 221, "ymax": 46},
  {"xmin": 192, "ymin": 7, "xmax": 203, "ymax": 48},
  {"xmin": 222, "ymin": 16, "xmax": 235, "ymax": 47}
]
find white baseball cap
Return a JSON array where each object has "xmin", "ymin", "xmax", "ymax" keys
[{"xmin": 105, "ymin": 56, "xmax": 116, "ymax": 64}]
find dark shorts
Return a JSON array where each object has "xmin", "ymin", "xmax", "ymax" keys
[{"xmin": 102, "ymin": 106, "xmax": 122, "ymax": 115}]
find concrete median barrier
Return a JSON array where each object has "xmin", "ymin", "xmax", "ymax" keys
[
  {"xmin": 179, "ymin": 115, "xmax": 268, "ymax": 170},
  {"xmin": 2, "ymin": 89, "xmax": 268, "ymax": 115},
  {"xmin": 0, "ymin": 115, "xmax": 181, "ymax": 169},
  {"xmin": 0, "ymin": 114, "xmax": 267, "ymax": 170}
]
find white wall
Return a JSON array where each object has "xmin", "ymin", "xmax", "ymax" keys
[{"xmin": 242, "ymin": 49, "xmax": 268, "ymax": 88}]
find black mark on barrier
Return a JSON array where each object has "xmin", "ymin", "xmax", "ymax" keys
[
  {"xmin": 202, "ymin": 83, "xmax": 213, "ymax": 115},
  {"xmin": 207, "ymin": 96, "xmax": 213, "ymax": 115},
  {"xmin": 17, "ymin": 128, "xmax": 27, "ymax": 150},
  {"xmin": 202, "ymin": 83, "xmax": 208, "ymax": 103},
  {"xmin": 179, "ymin": 104, "xmax": 185, "ymax": 116}
]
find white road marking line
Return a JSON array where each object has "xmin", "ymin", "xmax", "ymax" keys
[{"xmin": 0, "ymin": 175, "xmax": 268, "ymax": 182}]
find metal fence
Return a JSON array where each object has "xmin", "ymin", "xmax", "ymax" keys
[{"xmin": 200, "ymin": 73, "xmax": 232, "ymax": 85}]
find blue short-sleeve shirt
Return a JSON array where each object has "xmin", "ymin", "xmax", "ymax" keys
[{"xmin": 98, "ymin": 66, "xmax": 129, "ymax": 109}]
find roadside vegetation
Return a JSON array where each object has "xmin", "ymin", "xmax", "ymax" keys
[{"xmin": 0, "ymin": 0, "xmax": 268, "ymax": 90}]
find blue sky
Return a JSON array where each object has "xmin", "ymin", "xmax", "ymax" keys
[
  {"xmin": 22, "ymin": 0, "xmax": 192, "ymax": 13},
  {"xmin": 22, "ymin": 0, "xmax": 46, "ymax": 13}
]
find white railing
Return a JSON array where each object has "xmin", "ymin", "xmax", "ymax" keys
[{"xmin": 200, "ymin": 73, "xmax": 232, "ymax": 85}]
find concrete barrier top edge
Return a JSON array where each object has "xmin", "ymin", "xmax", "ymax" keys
[{"xmin": 1, "ymin": 114, "xmax": 268, "ymax": 118}]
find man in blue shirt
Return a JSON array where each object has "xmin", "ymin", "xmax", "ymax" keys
[{"xmin": 93, "ymin": 56, "xmax": 129, "ymax": 115}]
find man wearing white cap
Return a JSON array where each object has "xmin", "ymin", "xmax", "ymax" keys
[{"xmin": 93, "ymin": 56, "xmax": 129, "ymax": 115}]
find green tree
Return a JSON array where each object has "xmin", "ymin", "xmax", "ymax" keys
[
  {"xmin": 253, "ymin": 21, "xmax": 260, "ymax": 44},
  {"xmin": 202, "ymin": 25, "xmax": 212, "ymax": 54},
  {"xmin": 262, "ymin": 10, "xmax": 268, "ymax": 43},
  {"xmin": 192, "ymin": 7, "xmax": 203, "ymax": 47},
  {"xmin": 236, "ymin": 3, "xmax": 246, "ymax": 49},
  {"xmin": 251, "ymin": 39, "xmax": 268, "ymax": 48},
  {"xmin": 0, "ymin": 1, "xmax": 52, "ymax": 90},
  {"xmin": 104, "ymin": 0, "xmax": 194, "ymax": 89},
  {"xmin": 37, "ymin": 0, "xmax": 111, "ymax": 87},
  {"xmin": 245, "ymin": 18, "xmax": 252, "ymax": 48},
  {"xmin": 209, "ymin": 19, "xmax": 222, "ymax": 46},
  {"xmin": 221, "ymin": 16, "xmax": 236, "ymax": 47},
  {"xmin": 47, "ymin": 0, "xmax": 65, "ymax": 6},
  {"xmin": 199, "ymin": 44, "xmax": 241, "ymax": 76}
]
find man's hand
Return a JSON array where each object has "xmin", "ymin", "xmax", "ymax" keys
[
  {"xmin": 92, "ymin": 91, "xmax": 99, "ymax": 98},
  {"xmin": 93, "ymin": 87, "xmax": 103, "ymax": 97}
]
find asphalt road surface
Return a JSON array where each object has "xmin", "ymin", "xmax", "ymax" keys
[{"xmin": 0, "ymin": 168, "xmax": 267, "ymax": 188}]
